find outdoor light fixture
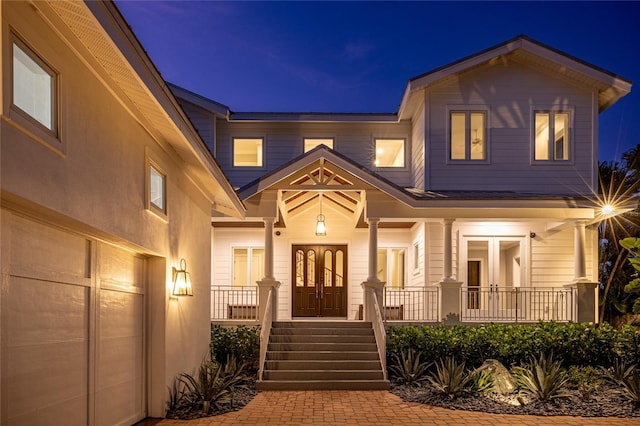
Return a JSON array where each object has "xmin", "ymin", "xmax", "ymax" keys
[
  {"xmin": 602, "ymin": 204, "xmax": 615, "ymax": 216},
  {"xmin": 315, "ymin": 194, "xmax": 326, "ymax": 236},
  {"xmin": 172, "ymin": 258, "xmax": 193, "ymax": 296}
]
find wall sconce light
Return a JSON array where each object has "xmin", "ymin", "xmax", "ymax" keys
[
  {"xmin": 530, "ymin": 232, "xmax": 536, "ymax": 239},
  {"xmin": 172, "ymin": 258, "xmax": 193, "ymax": 296},
  {"xmin": 315, "ymin": 193, "xmax": 326, "ymax": 236}
]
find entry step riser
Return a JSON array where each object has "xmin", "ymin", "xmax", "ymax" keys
[
  {"xmin": 256, "ymin": 380, "xmax": 390, "ymax": 391},
  {"xmin": 266, "ymin": 351, "xmax": 380, "ymax": 361},
  {"xmin": 273, "ymin": 321, "xmax": 372, "ymax": 329},
  {"xmin": 265, "ymin": 360, "xmax": 381, "ymax": 370},
  {"xmin": 268, "ymin": 343, "xmax": 378, "ymax": 352},
  {"xmin": 271, "ymin": 328, "xmax": 374, "ymax": 336},
  {"xmin": 269, "ymin": 335, "xmax": 374, "ymax": 344},
  {"xmin": 262, "ymin": 370, "xmax": 384, "ymax": 381}
]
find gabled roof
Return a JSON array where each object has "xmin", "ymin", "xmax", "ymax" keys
[{"xmin": 398, "ymin": 35, "xmax": 632, "ymax": 119}]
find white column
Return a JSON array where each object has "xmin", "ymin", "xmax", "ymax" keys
[
  {"xmin": 367, "ymin": 218, "xmax": 381, "ymax": 282},
  {"xmin": 574, "ymin": 221, "xmax": 587, "ymax": 281},
  {"xmin": 263, "ymin": 217, "xmax": 275, "ymax": 280},
  {"xmin": 443, "ymin": 218, "xmax": 455, "ymax": 282}
]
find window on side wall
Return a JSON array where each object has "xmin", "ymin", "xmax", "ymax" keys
[
  {"xmin": 534, "ymin": 111, "xmax": 570, "ymax": 161},
  {"xmin": 450, "ymin": 111, "xmax": 486, "ymax": 160},
  {"xmin": 304, "ymin": 138, "xmax": 334, "ymax": 152},
  {"xmin": 233, "ymin": 247, "xmax": 265, "ymax": 288},
  {"xmin": 149, "ymin": 164, "xmax": 166, "ymax": 215},
  {"xmin": 12, "ymin": 38, "xmax": 57, "ymax": 135},
  {"xmin": 377, "ymin": 248, "xmax": 406, "ymax": 290},
  {"xmin": 233, "ymin": 138, "xmax": 263, "ymax": 167},
  {"xmin": 375, "ymin": 139, "xmax": 405, "ymax": 167}
]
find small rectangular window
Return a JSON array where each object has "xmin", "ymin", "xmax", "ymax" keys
[
  {"xmin": 413, "ymin": 242, "xmax": 420, "ymax": 271},
  {"xmin": 377, "ymin": 248, "xmax": 406, "ymax": 290},
  {"xmin": 12, "ymin": 40, "xmax": 56, "ymax": 132},
  {"xmin": 233, "ymin": 138, "xmax": 263, "ymax": 167},
  {"xmin": 149, "ymin": 165, "xmax": 166, "ymax": 213},
  {"xmin": 304, "ymin": 138, "xmax": 334, "ymax": 152},
  {"xmin": 233, "ymin": 247, "xmax": 265, "ymax": 288},
  {"xmin": 450, "ymin": 111, "xmax": 486, "ymax": 160},
  {"xmin": 534, "ymin": 111, "xmax": 570, "ymax": 161},
  {"xmin": 375, "ymin": 139, "xmax": 405, "ymax": 167}
]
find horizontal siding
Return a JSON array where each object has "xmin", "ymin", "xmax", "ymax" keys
[
  {"xmin": 179, "ymin": 101, "xmax": 215, "ymax": 155},
  {"xmin": 411, "ymin": 103, "xmax": 426, "ymax": 189},
  {"xmin": 427, "ymin": 60, "xmax": 596, "ymax": 194},
  {"xmin": 215, "ymin": 120, "xmax": 412, "ymax": 188},
  {"xmin": 531, "ymin": 228, "xmax": 575, "ymax": 286}
]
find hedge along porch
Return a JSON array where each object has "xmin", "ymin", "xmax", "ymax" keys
[{"xmin": 210, "ymin": 146, "xmax": 621, "ymax": 326}]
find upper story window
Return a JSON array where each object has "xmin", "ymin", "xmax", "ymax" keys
[
  {"xmin": 12, "ymin": 39, "xmax": 56, "ymax": 133},
  {"xmin": 233, "ymin": 247, "xmax": 265, "ymax": 288},
  {"xmin": 450, "ymin": 111, "xmax": 486, "ymax": 161},
  {"xmin": 377, "ymin": 248, "xmax": 406, "ymax": 290},
  {"xmin": 304, "ymin": 138, "xmax": 334, "ymax": 152},
  {"xmin": 233, "ymin": 138, "xmax": 263, "ymax": 167},
  {"xmin": 375, "ymin": 138, "xmax": 405, "ymax": 167},
  {"xmin": 149, "ymin": 164, "xmax": 166, "ymax": 214},
  {"xmin": 534, "ymin": 111, "xmax": 570, "ymax": 161}
]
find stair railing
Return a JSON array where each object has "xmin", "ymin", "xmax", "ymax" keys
[
  {"xmin": 258, "ymin": 287, "xmax": 273, "ymax": 381},
  {"xmin": 371, "ymin": 289, "xmax": 387, "ymax": 380}
]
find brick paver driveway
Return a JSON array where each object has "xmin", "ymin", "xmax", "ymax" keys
[{"xmin": 157, "ymin": 390, "xmax": 638, "ymax": 425}]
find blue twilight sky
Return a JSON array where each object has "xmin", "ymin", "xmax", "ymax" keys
[{"xmin": 115, "ymin": 1, "xmax": 640, "ymax": 162}]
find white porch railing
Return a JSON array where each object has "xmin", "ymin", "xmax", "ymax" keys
[
  {"xmin": 210, "ymin": 286, "xmax": 257, "ymax": 321},
  {"xmin": 384, "ymin": 287, "xmax": 440, "ymax": 322},
  {"xmin": 461, "ymin": 287, "xmax": 576, "ymax": 323},
  {"xmin": 258, "ymin": 287, "xmax": 273, "ymax": 381},
  {"xmin": 371, "ymin": 289, "xmax": 387, "ymax": 380}
]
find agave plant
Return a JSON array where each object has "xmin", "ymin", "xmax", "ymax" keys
[
  {"xmin": 512, "ymin": 353, "xmax": 571, "ymax": 401},
  {"xmin": 178, "ymin": 356, "xmax": 247, "ymax": 413},
  {"xmin": 467, "ymin": 368, "xmax": 495, "ymax": 395},
  {"xmin": 426, "ymin": 357, "xmax": 472, "ymax": 398},
  {"xmin": 388, "ymin": 348, "xmax": 431, "ymax": 385},
  {"xmin": 601, "ymin": 358, "xmax": 635, "ymax": 384},
  {"xmin": 620, "ymin": 368, "xmax": 640, "ymax": 405}
]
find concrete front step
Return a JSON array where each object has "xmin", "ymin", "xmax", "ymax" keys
[
  {"xmin": 264, "ymin": 360, "xmax": 381, "ymax": 370},
  {"xmin": 268, "ymin": 342, "xmax": 378, "ymax": 352},
  {"xmin": 269, "ymin": 334, "xmax": 375, "ymax": 344},
  {"xmin": 266, "ymin": 350, "xmax": 380, "ymax": 361},
  {"xmin": 256, "ymin": 379, "xmax": 390, "ymax": 390},
  {"xmin": 260, "ymin": 321, "xmax": 389, "ymax": 390}
]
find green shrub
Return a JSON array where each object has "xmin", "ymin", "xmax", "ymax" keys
[
  {"xmin": 513, "ymin": 353, "xmax": 571, "ymax": 401},
  {"xmin": 388, "ymin": 348, "xmax": 431, "ymax": 385},
  {"xmin": 386, "ymin": 322, "xmax": 640, "ymax": 373},
  {"xmin": 210, "ymin": 324, "xmax": 260, "ymax": 371},
  {"xmin": 567, "ymin": 366, "xmax": 603, "ymax": 399}
]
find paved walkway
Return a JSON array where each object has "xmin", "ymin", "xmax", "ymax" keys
[{"xmin": 156, "ymin": 390, "xmax": 637, "ymax": 425}]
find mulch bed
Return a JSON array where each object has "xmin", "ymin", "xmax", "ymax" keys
[{"xmin": 391, "ymin": 383, "xmax": 640, "ymax": 418}]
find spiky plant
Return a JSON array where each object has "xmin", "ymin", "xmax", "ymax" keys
[
  {"xmin": 388, "ymin": 348, "xmax": 431, "ymax": 385},
  {"xmin": 601, "ymin": 358, "xmax": 635, "ymax": 384},
  {"xmin": 620, "ymin": 368, "xmax": 640, "ymax": 405},
  {"xmin": 467, "ymin": 368, "xmax": 495, "ymax": 395},
  {"xmin": 426, "ymin": 357, "xmax": 472, "ymax": 398},
  {"xmin": 512, "ymin": 353, "xmax": 571, "ymax": 401}
]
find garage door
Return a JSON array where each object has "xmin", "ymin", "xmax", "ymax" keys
[{"xmin": 1, "ymin": 213, "xmax": 146, "ymax": 426}]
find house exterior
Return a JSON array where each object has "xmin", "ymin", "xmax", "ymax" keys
[
  {"xmin": 1, "ymin": 1, "xmax": 243, "ymax": 424},
  {"xmin": 172, "ymin": 36, "xmax": 635, "ymax": 326}
]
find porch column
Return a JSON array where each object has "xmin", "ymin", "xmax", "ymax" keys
[
  {"xmin": 565, "ymin": 221, "xmax": 598, "ymax": 323},
  {"xmin": 438, "ymin": 218, "xmax": 462, "ymax": 324},
  {"xmin": 362, "ymin": 218, "xmax": 385, "ymax": 321},
  {"xmin": 257, "ymin": 217, "xmax": 280, "ymax": 322}
]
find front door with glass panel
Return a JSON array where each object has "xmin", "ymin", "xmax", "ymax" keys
[
  {"xmin": 464, "ymin": 237, "xmax": 525, "ymax": 319},
  {"xmin": 292, "ymin": 245, "xmax": 347, "ymax": 317}
]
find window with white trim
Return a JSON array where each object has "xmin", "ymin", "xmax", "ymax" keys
[
  {"xmin": 233, "ymin": 247, "xmax": 265, "ymax": 288},
  {"xmin": 374, "ymin": 139, "xmax": 405, "ymax": 167},
  {"xmin": 12, "ymin": 39, "xmax": 56, "ymax": 133},
  {"xmin": 149, "ymin": 164, "xmax": 166, "ymax": 214},
  {"xmin": 233, "ymin": 138, "xmax": 263, "ymax": 167},
  {"xmin": 450, "ymin": 111, "xmax": 486, "ymax": 160},
  {"xmin": 534, "ymin": 111, "xmax": 570, "ymax": 161},
  {"xmin": 304, "ymin": 138, "xmax": 334, "ymax": 152},
  {"xmin": 377, "ymin": 248, "xmax": 406, "ymax": 290}
]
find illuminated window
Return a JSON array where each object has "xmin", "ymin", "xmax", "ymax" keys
[
  {"xmin": 534, "ymin": 111, "xmax": 570, "ymax": 160},
  {"xmin": 149, "ymin": 165, "xmax": 166, "ymax": 213},
  {"xmin": 233, "ymin": 138, "xmax": 263, "ymax": 167},
  {"xmin": 233, "ymin": 247, "xmax": 265, "ymax": 288},
  {"xmin": 304, "ymin": 138, "xmax": 334, "ymax": 152},
  {"xmin": 377, "ymin": 248, "xmax": 406, "ymax": 290},
  {"xmin": 450, "ymin": 111, "xmax": 486, "ymax": 160},
  {"xmin": 12, "ymin": 40, "xmax": 56, "ymax": 132},
  {"xmin": 374, "ymin": 139, "xmax": 405, "ymax": 167}
]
